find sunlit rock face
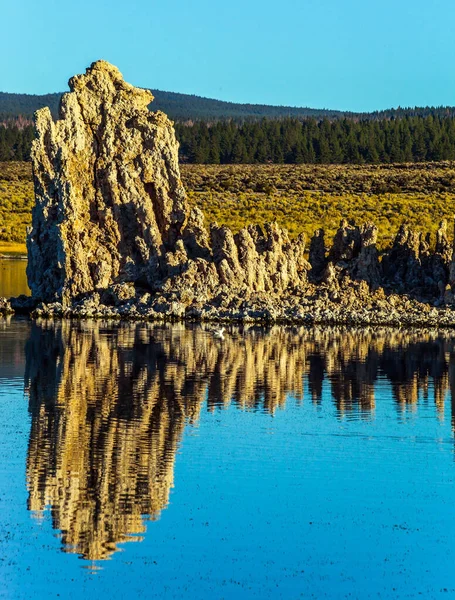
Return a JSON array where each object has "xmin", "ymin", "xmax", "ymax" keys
[
  {"xmin": 27, "ymin": 60, "xmax": 187, "ymax": 304},
  {"xmin": 27, "ymin": 60, "xmax": 309, "ymax": 308}
]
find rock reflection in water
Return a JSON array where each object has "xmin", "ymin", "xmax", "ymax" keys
[
  {"xmin": 25, "ymin": 321, "xmax": 189, "ymax": 561},
  {"xmin": 24, "ymin": 321, "xmax": 455, "ymax": 562}
]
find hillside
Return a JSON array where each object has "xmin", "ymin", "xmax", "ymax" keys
[
  {"xmin": 2, "ymin": 89, "xmax": 455, "ymax": 123},
  {"xmin": 0, "ymin": 90, "xmax": 345, "ymax": 123}
]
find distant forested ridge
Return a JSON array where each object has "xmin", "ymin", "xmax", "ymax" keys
[
  {"xmin": 3, "ymin": 115, "xmax": 455, "ymax": 164},
  {"xmin": 3, "ymin": 89, "xmax": 455, "ymax": 123},
  {"xmin": 3, "ymin": 88, "xmax": 455, "ymax": 164},
  {"xmin": 0, "ymin": 93, "xmax": 61, "ymax": 123},
  {"xmin": 0, "ymin": 90, "xmax": 346, "ymax": 123}
]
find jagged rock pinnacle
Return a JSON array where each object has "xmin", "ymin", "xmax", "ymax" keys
[
  {"xmin": 27, "ymin": 60, "xmax": 309, "ymax": 308},
  {"xmin": 27, "ymin": 60, "xmax": 187, "ymax": 304}
]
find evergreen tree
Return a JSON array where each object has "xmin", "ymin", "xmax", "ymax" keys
[{"xmin": 4, "ymin": 114, "xmax": 455, "ymax": 165}]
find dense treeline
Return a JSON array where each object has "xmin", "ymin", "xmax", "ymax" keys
[
  {"xmin": 4, "ymin": 114, "xmax": 455, "ymax": 164},
  {"xmin": 176, "ymin": 116, "xmax": 455, "ymax": 164},
  {"xmin": 0, "ymin": 125, "xmax": 34, "ymax": 161}
]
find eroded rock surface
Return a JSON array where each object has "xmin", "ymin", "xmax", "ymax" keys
[
  {"xmin": 27, "ymin": 60, "xmax": 309, "ymax": 309},
  {"xmin": 28, "ymin": 61, "xmax": 187, "ymax": 304},
  {"xmin": 22, "ymin": 61, "xmax": 455, "ymax": 326},
  {"xmin": 0, "ymin": 297, "xmax": 13, "ymax": 316}
]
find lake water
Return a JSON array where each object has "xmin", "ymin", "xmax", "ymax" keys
[
  {"xmin": 1, "ymin": 317, "xmax": 455, "ymax": 599},
  {"xmin": 0, "ymin": 259, "xmax": 29, "ymax": 298}
]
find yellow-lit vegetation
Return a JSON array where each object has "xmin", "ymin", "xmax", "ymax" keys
[
  {"xmin": 0, "ymin": 241, "xmax": 28, "ymax": 255},
  {"xmin": 2, "ymin": 161, "xmax": 455, "ymax": 255},
  {"xmin": 0, "ymin": 162, "xmax": 33, "ymax": 252},
  {"xmin": 184, "ymin": 163, "xmax": 455, "ymax": 249}
]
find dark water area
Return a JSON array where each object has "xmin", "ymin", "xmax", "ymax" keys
[
  {"xmin": 1, "ymin": 318, "xmax": 455, "ymax": 598},
  {"xmin": 0, "ymin": 259, "xmax": 29, "ymax": 298}
]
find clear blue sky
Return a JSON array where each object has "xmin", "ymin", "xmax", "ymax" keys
[{"xmin": 1, "ymin": 0, "xmax": 454, "ymax": 112}]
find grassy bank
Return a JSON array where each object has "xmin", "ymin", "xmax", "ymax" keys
[
  {"xmin": 0, "ymin": 241, "xmax": 28, "ymax": 255},
  {"xmin": 0, "ymin": 162, "xmax": 33, "ymax": 253},
  {"xmin": 2, "ymin": 161, "xmax": 455, "ymax": 254}
]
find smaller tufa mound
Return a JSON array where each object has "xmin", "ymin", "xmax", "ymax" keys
[
  {"xmin": 0, "ymin": 297, "xmax": 13, "ymax": 316},
  {"xmin": 158, "ymin": 221, "xmax": 309, "ymax": 302},
  {"xmin": 310, "ymin": 221, "xmax": 381, "ymax": 289},
  {"xmin": 381, "ymin": 223, "xmax": 423, "ymax": 290}
]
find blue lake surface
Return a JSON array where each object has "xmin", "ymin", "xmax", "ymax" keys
[{"xmin": 1, "ymin": 318, "xmax": 455, "ymax": 598}]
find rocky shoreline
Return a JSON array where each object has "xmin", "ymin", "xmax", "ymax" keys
[{"xmin": 2, "ymin": 281, "xmax": 455, "ymax": 329}]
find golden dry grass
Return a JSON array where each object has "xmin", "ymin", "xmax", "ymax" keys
[
  {"xmin": 2, "ymin": 161, "xmax": 455, "ymax": 254},
  {"xmin": 0, "ymin": 241, "xmax": 27, "ymax": 255}
]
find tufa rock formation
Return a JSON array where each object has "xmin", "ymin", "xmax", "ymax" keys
[
  {"xmin": 21, "ymin": 60, "xmax": 455, "ymax": 325},
  {"xmin": 28, "ymin": 60, "xmax": 187, "ymax": 304},
  {"xmin": 27, "ymin": 60, "xmax": 308, "ymax": 309}
]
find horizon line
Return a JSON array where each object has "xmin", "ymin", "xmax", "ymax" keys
[{"xmin": 1, "ymin": 89, "xmax": 455, "ymax": 118}]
